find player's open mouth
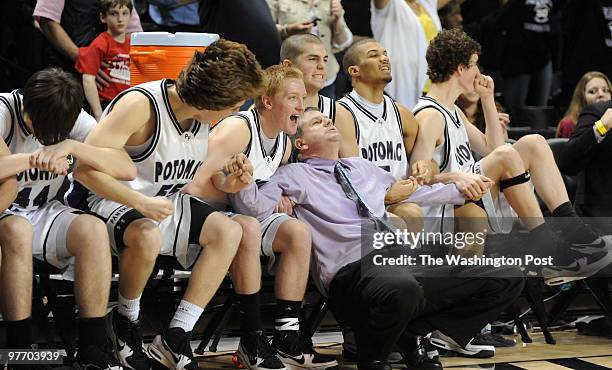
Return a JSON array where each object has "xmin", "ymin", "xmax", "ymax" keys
[{"xmin": 290, "ymin": 114, "xmax": 300, "ymax": 123}]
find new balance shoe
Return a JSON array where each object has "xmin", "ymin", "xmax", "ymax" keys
[
  {"xmin": 428, "ymin": 331, "xmax": 494, "ymax": 358},
  {"xmin": 110, "ymin": 308, "xmax": 151, "ymax": 370},
  {"xmin": 237, "ymin": 331, "xmax": 286, "ymax": 370},
  {"xmin": 271, "ymin": 331, "xmax": 338, "ymax": 369},
  {"xmin": 147, "ymin": 327, "xmax": 198, "ymax": 370},
  {"xmin": 74, "ymin": 345, "xmax": 123, "ymax": 370},
  {"xmin": 543, "ymin": 237, "xmax": 612, "ymax": 285}
]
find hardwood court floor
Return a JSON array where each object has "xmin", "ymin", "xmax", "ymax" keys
[{"xmin": 191, "ymin": 331, "xmax": 612, "ymax": 369}]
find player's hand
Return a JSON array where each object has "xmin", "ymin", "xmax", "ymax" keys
[
  {"xmin": 30, "ymin": 140, "xmax": 74, "ymax": 173},
  {"xmin": 452, "ymin": 172, "xmax": 493, "ymax": 200},
  {"xmin": 474, "ymin": 75, "xmax": 494, "ymax": 99},
  {"xmin": 411, "ymin": 160, "xmax": 436, "ymax": 185},
  {"xmin": 137, "ymin": 195, "xmax": 174, "ymax": 221},
  {"xmin": 386, "ymin": 178, "xmax": 419, "ymax": 204},
  {"xmin": 499, "ymin": 112, "xmax": 510, "ymax": 130},
  {"xmin": 96, "ymin": 61, "xmax": 111, "ymax": 91},
  {"xmin": 223, "ymin": 153, "xmax": 253, "ymax": 179},
  {"xmin": 275, "ymin": 195, "xmax": 295, "ymax": 215},
  {"xmin": 329, "ymin": 0, "xmax": 345, "ymax": 23}
]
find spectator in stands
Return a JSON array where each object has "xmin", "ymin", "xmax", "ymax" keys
[
  {"xmin": 267, "ymin": 0, "xmax": 353, "ymax": 99},
  {"xmin": 231, "ymin": 107, "xmax": 524, "ymax": 370},
  {"xmin": 148, "ymin": 0, "xmax": 199, "ymax": 31},
  {"xmin": 76, "ymin": 0, "xmax": 132, "ymax": 121},
  {"xmin": 499, "ymin": 0, "xmax": 558, "ymax": 110},
  {"xmin": 560, "ymin": 0, "xmax": 612, "ymax": 108},
  {"xmin": 558, "ymin": 101, "xmax": 612, "ymax": 218},
  {"xmin": 371, "ymin": 0, "xmax": 451, "ymax": 109},
  {"xmin": 556, "ymin": 71, "xmax": 611, "ymax": 138},
  {"xmin": 457, "ymin": 89, "xmax": 509, "ymax": 139},
  {"xmin": 33, "ymin": 0, "xmax": 141, "ymax": 84},
  {"xmin": 438, "ymin": 0, "xmax": 463, "ymax": 30},
  {"xmin": 199, "ymin": 0, "xmax": 281, "ymax": 68}
]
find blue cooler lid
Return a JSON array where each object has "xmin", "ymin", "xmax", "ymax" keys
[{"xmin": 131, "ymin": 32, "xmax": 219, "ymax": 47}]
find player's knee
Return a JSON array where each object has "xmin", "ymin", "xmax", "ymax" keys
[
  {"xmin": 124, "ymin": 222, "xmax": 163, "ymax": 262},
  {"xmin": 492, "ymin": 145, "xmax": 523, "ymax": 170},
  {"xmin": 201, "ymin": 216, "xmax": 242, "ymax": 255},
  {"xmin": 396, "ymin": 203, "xmax": 424, "ymax": 220},
  {"xmin": 285, "ymin": 220, "xmax": 312, "ymax": 255},
  {"xmin": 0, "ymin": 216, "xmax": 33, "ymax": 255},
  {"xmin": 519, "ymin": 134, "xmax": 548, "ymax": 153},
  {"xmin": 237, "ymin": 216, "xmax": 262, "ymax": 250},
  {"xmin": 70, "ymin": 215, "xmax": 111, "ymax": 258}
]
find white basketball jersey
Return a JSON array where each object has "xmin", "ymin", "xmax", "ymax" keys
[
  {"xmin": 413, "ymin": 96, "xmax": 475, "ymax": 230},
  {"xmin": 0, "ymin": 90, "xmax": 95, "ymax": 212},
  {"xmin": 233, "ymin": 109, "xmax": 288, "ymax": 187},
  {"xmin": 338, "ymin": 91, "xmax": 408, "ymax": 180},
  {"xmin": 97, "ymin": 79, "xmax": 209, "ymax": 198},
  {"xmin": 413, "ymin": 96, "xmax": 475, "ymax": 173},
  {"xmin": 318, "ymin": 94, "xmax": 336, "ymax": 123}
]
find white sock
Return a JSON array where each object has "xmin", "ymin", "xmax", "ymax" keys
[
  {"xmin": 118, "ymin": 293, "xmax": 141, "ymax": 322},
  {"xmin": 169, "ymin": 300, "xmax": 204, "ymax": 332}
]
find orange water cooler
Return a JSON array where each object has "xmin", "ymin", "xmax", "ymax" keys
[{"xmin": 130, "ymin": 32, "xmax": 220, "ymax": 85}]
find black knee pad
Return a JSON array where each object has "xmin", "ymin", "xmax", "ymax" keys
[{"xmin": 499, "ymin": 172, "xmax": 530, "ymax": 192}]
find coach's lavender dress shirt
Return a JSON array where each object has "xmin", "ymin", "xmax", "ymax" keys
[{"xmin": 231, "ymin": 157, "xmax": 464, "ymax": 296}]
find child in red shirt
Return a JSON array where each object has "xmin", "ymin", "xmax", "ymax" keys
[{"xmin": 76, "ymin": 0, "xmax": 132, "ymax": 121}]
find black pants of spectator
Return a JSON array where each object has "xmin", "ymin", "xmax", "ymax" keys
[{"xmin": 327, "ymin": 248, "xmax": 524, "ymax": 364}]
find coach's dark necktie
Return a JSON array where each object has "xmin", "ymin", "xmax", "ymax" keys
[{"xmin": 333, "ymin": 162, "xmax": 396, "ymax": 233}]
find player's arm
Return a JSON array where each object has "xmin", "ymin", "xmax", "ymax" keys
[
  {"xmin": 398, "ymin": 102, "xmax": 419, "ymax": 155},
  {"xmin": 186, "ymin": 116, "xmax": 251, "ymax": 195},
  {"xmin": 0, "ymin": 140, "xmax": 18, "ymax": 211},
  {"xmin": 32, "ymin": 112, "xmax": 136, "ymax": 180},
  {"xmin": 410, "ymin": 109, "xmax": 448, "ymax": 184},
  {"xmin": 73, "ymin": 92, "xmax": 160, "ymax": 214},
  {"xmin": 464, "ymin": 75, "xmax": 505, "ymax": 156},
  {"xmin": 336, "ymin": 104, "xmax": 360, "ymax": 157},
  {"xmin": 281, "ymin": 138, "xmax": 292, "ymax": 165},
  {"xmin": 82, "ymin": 74, "xmax": 102, "ymax": 121}
]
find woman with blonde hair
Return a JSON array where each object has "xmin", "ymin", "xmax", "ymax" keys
[{"xmin": 557, "ymin": 71, "xmax": 611, "ymax": 138}]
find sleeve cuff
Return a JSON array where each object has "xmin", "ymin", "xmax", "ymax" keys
[{"xmin": 593, "ymin": 125, "xmax": 606, "ymax": 143}]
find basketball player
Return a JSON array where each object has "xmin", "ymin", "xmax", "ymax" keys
[
  {"xmin": 410, "ymin": 29, "xmax": 612, "ymax": 286},
  {"xmin": 334, "ymin": 39, "xmax": 431, "ymax": 229},
  {"xmin": 72, "ymin": 39, "xmax": 268, "ymax": 370},
  {"xmin": 0, "ymin": 68, "xmax": 121, "ymax": 369},
  {"xmin": 280, "ymin": 34, "xmax": 337, "ymax": 122},
  {"xmin": 185, "ymin": 65, "xmax": 337, "ymax": 370}
]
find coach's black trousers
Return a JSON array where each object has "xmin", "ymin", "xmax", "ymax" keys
[{"xmin": 327, "ymin": 247, "xmax": 524, "ymax": 363}]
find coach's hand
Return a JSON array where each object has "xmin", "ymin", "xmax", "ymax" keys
[
  {"xmin": 452, "ymin": 172, "xmax": 493, "ymax": 200},
  {"xmin": 275, "ymin": 195, "xmax": 295, "ymax": 215},
  {"xmin": 137, "ymin": 195, "xmax": 174, "ymax": 221},
  {"xmin": 474, "ymin": 75, "xmax": 494, "ymax": 99},
  {"xmin": 385, "ymin": 178, "xmax": 419, "ymax": 204},
  {"xmin": 601, "ymin": 108, "xmax": 612, "ymax": 130}
]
